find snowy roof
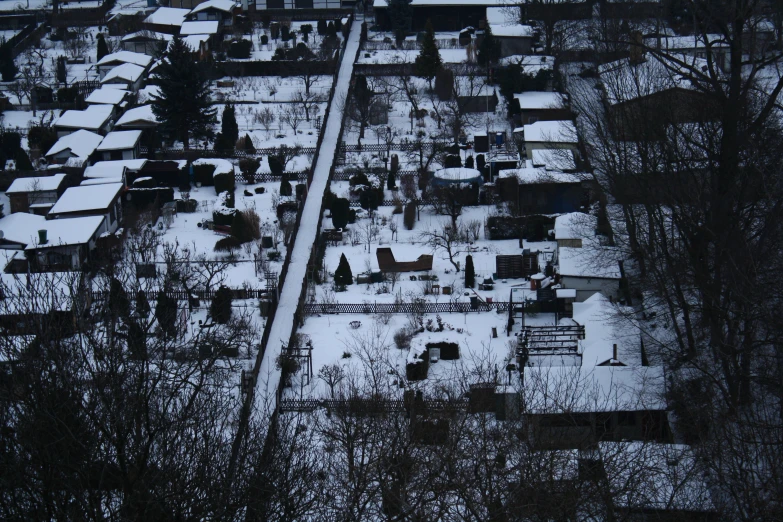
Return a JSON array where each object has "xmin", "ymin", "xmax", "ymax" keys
[
  {"xmin": 599, "ymin": 442, "xmax": 715, "ymax": 513},
  {"xmin": 523, "ymin": 366, "xmax": 666, "ymax": 413},
  {"xmin": 6, "ymin": 173, "xmax": 67, "ymax": 194},
  {"xmin": 85, "ymin": 159, "xmax": 147, "ymax": 178},
  {"xmin": 0, "ymin": 212, "xmax": 46, "ymax": 245},
  {"xmin": 49, "ymin": 184, "xmax": 123, "ymax": 215},
  {"xmin": 45, "ymin": 130, "xmax": 104, "ymax": 160},
  {"xmin": 531, "ymin": 149, "xmax": 576, "ymax": 171},
  {"xmin": 375, "ymin": 0, "xmax": 522, "ymax": 6},
  {"xmin": 523, "ymin": 120, "xmax": 577, "ymax": 143},
  {"xmin": 180, "ymin": 21, "xmax": 220, "ymax": 35},
  {"xmin": 498, "ymin": 167, "xmax": 581, "ymax": 184},
  {"xmin": 115, "ymin": 104, "xmax": 159, "ymax": 127},
  {"xmin": 144, "ymin": 7, "xmax": 189, "ymax": 27},
  {"xmin": 122, "ymin": 30, "xmax": 173, "ymax": 42},
  {"xmin": 554, "ymin": 212, "xmax": 597, "ymax": 241},
  {"xmin": 24, "ymin": 216, "xmax": 105, "ymax": 250},
  {"xmin": 558, "ymin": 245, "xmax": 622, "ymax": 279},
  {"xmin": 513, "ymin": 91, "xmax": 566, "ymax": 110},
  {"xmin": 81, "ymin": 177, "xmax": 124, "ymax": 186},
  {"xmin": 433, "ymin": 167, "xmax": 482, "ymax": 181},
  {"xmin": 486, "ymin": 7, "xmax": 534, "ymax": 38},
  {"xmin": 54, "ymin": 105, "xmax": 113, "ymax": 131},
  {"xmin": 97, "ymin": 51, "xmax": 152, "ymax": 68},
  {"xmin": 96, "ymin": 130, "xmax": 142, "ymax": 151},
  {"xmin": 190, "ymin": 0, "xmax": 236, "ymax": 14},
  {"xmin": 598, "ymin": 54, "xmax": 708, "ymax": 106},
  {"xmin": 101, "ymin": 63, "xmax": 145, "ymax": 84},
  {"xmin": 85, "ymin": 87, "xmax": 129, "ymax": 105},
  {"xmin": 175, "ymin": 34, "xmax": 210, "ymax": 51},
  {"xmin": 572, "ymin": 292, "xmax": 641, "ymax": 366}
]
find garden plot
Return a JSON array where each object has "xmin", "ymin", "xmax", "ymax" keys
[
  {"xmin": 287, "ymin": 309, "xmax": 557, "ymax": 401},
  {"xmin": 213, "ymin": 75, "xmax": 332, "ymax": 103},
  {"xmin": 316, "ymin": 202, "xmax": 556, "ymax": 306},
  {"xmin": 152, "ymin": 178, "xmax": 292, "ymax": 291},
  {"xmin": 226, "ymin": 24, "xmax": 345, "ymax": 62},
  {"xmin": 340, "ymin": 74, "xmax": 513, "ymax": 159},
  {"xmin": 215, "ymin": 101, "xmax": 325, "ymax": 151}
]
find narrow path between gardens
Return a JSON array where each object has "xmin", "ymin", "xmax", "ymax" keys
[{"xmin": 253, "ymin": 18, "xmax": 362, "ymax": 414}]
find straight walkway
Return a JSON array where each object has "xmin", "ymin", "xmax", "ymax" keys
[{"xmin": 253, "ymin": 18, "xmax": 362, "ymax": 414}]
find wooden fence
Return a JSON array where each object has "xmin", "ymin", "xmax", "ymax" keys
[
  {"xmin": 280, "ymin": 397, "xmax": 469, "ymax": 413},
  {"xmin": 142, "ymin": 146, "xmax": 318, "ymax": 159},
  {"xmin": 90, "ymin": 288, "xmax": 272, "ymax": 301},
  {"xmin": 304, "ymin": 301, "xmax": 511, "ymax": 315}
]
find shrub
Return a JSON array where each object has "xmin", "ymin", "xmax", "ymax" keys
[
  {"xmin": 155, "ymin": 292, "xmax": 177, "ymax": 336},
  {"xmin": 464, "ymin": 254, "xmax": 475, "ymax": 288},
  {"xmin": 334, "ymin": 253, "xmax": 353, "ymax": 286},
  {"xmin": 444, "ymin": 154, "xmax": 461, "ymax": 168},
  {"xmin": 347, "ymin": 209, "xmax": 357, "ymax": 224},
  {"xmin": 239, "ymin": 157, "xmax": 260, "ymax": 183},
  {"xmin": 476, "ymin": 153, "xmax": 485, "ymax": 171},
  {"xmin": 260, "ymin": 34, "xmax": 269, "ymax": 45},
  {"xmin": 193, "ymin": 163, "xmax": 216, "ymax": 186},
  {"xmin": 280, "ymin": 176, "xmax": 292, "ymax": 196},
  {"xmin": 136, "ymin": 290, "xmax": 151, "ymax": 317},
  {"xmin": 394, "ymin": 328, "xmax": 413, "ymax": 349},
  {"xmin": 228, "ymin": 39, "xmax": 252, "ymax": 59},
  {"xmin": 215, "ymin": 236, "xmax": 242, "ymax": 252},
  {"xmin": 403, "ymin": 201, "xmax": 416, "ymax": 230},
  {"xmin": 268, "ymin": 155, "xmax": 284, "ymax": 176},
  {"xmin": 386, "ymin": 170, "xmax": 396, "ymax": 190},
  {"xmin": 254, "ymin": 186, "xmax": 265, "ymax": 194},
  {"xmin": 210, "ymin": 285, "xmax": 233, "ymax": 324},
  {"xmin": 266, "ymin": 250, "xmax": 281, "ymax": 261},
  {"xmin": 240, "ymin": 133, "xmax": 255, "ymax": 152},
  {"xmin": 349, "ymin": 172, "xmax": 371, "ymax": 187},
  {"xmin": 214, "ymin": 172, "xmax": 235, "ymax": 196},
  {"xmin": 57, "ymin": 86, "xmax": 79, "ymax": 103},
  {"xmin": 393, "ymin": 199, "xmax": 403, "ymax": 214},
  {"xmin": 27, "ymin": 126, "xmax": 57, "ymax": 154},
  {"xmin": 465, "ymin": 155, "xmax": 474, "ymax": 169},
  {"xmin": 108, "ymin": 277, "xmax": 130, "ymax": 318},
  {"xmin": 330, "ymin": 197, "xmax": 350, "ymax": 229},
  {"xmin": 232, "ymin": 209, "xmax": 261, "ymax": 243},
  {"xmin": 359, "ymin": 187, "xmax": 380, "ymax": 212},
  {"xmin": 317, "ymin": 19, "xmax": 327, "ymax": 35}
]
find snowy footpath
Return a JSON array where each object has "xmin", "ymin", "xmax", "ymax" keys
[{"xmin": 253, "ymin": 19, "xmax": 362, "ymax": 416}]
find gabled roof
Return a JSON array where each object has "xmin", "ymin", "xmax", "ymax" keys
[
  {"xmin": 554, "ymin": 212, "xmax": 597, "ymax": 241},
  {"xmin": 6, "ymin": 173, "xmax": 67, "ymax": 194},
  {"xmin": 175, "ymin": 34, "xmax": 210, "ymax": 51},
  {"xmin": 572, "ymin": 292, "xmax": 641, "ymax": 366},
  {"xmin": 45, "ymin": 130, "xmax": 104, "ymax": 160},
  {"xmin": 523, "ymin": 120, "xmax": 578, "ymax": 143},
  {"xmin": 97, "ymin": 50, "xmax": 152, "ymax": 69},
  {"xmin": 558, "ymin": 245, "xmax": 622, "ymax": 279},
  {"xmin": 122, "ymin": 30, "xmax": 173, "ymax": 43},
  {"xmin": 180, "ymin": 21, "xmax": 219, "ymax": 35},
  {"xmin": 144, "ymin": 7, "xmax": 189, "ymax": 27},
  {"xmin": 96, "ymin": 130, "xmax": 142, "ymax": 151},
  {"xmin": 531, "ymin": 149, "xmax": 576, "ymax": 171},
  {"xmin": 0, "ymin": 212, "xmax": 46, "ymax": 245},
  {"xmin": 115, "ymin": 104, "xmax": 159, "ymax": 128},
  {"xmin": 513, "ymin": 91, "xmax": 567, "ymax": 110},
  {"xmin": 54, "ymin": 105, "xmax": 113, "ymax": 131},
  {"xmin": 101, "ymin": 63, "xmax": 145, "ymax": 84},
  {"xmin": 190, "ymin": 0, "xmax": 236, "ymax": 14},
  {"xmin": 85, "ymin": 159, "xmax": 147, "ymax": 179},
  {"xmin": 49, "ymin": 184, "xmax": 123, "ymax": 215},
  {"xmin": 24, "ymin": 216, "xmax": 106, "ymax": 250},
  {"xmin": 85, "ymin": 87, "xmax": 129, "ymax": 106}
]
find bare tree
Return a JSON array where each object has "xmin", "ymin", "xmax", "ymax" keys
[
  {"xmin": 294, "ymin": 89, "xmax": 323, "ymax": 122},
  {"xmin": 419, "ymin": 221, "xmax": 465, "ymax": 272},
  {"xmin": 278, "ymin": 104, "xmax": 306, "ymax": 135}
]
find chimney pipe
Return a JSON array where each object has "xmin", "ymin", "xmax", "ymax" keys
[
  {"xmin": 38, "ymin": 229, "xmax": 47, "ymax": 245},
  {"xmin": 613, "ymin": 343, "xmax": 618, "ymax": 361}
]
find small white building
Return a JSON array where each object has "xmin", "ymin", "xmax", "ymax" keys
[
  {"xmin": 45, "ymin": 130, "xmax": 104, "ymax": 168},
  {"xmin": 522, "ymin": 120, "xmax": 578, "ymax": 158},
  {"xmin": 5, "ymin": 173, "xmax": 67, "ymax": 214},
  {"xmin": 53, "ymin": 105, "xmax": 114, "ymax": 137},
  {"xmin": 96, "ymin": 130, "xmax": 142, "ymax": 161},
  {"xmin": 96, "ymin": 51, "xmax": 152, "ymax": 80},
  {"xmin": 121, "ymin": 31, "xmax": 173, "ymax": 55},
  {"xmin": 48, "ymin": 183, "xmax": 124, "ymax": 234},
  {"xmin": 554, "ymin": 212, "xmax": 597, "ymax": 249},
  {"xmin": 557, "ymin": 245, "xmax": 622, "ymax": 302},
  {"xmin": 24, "ymin": 216, "xmax": 107, "ymax": 271},
  {"xmin": 115, "ymin": 105, "xmax": 160, "ymax": 130},
  {"xmin": 100, "ymin": 63, "xmax": 146, "ymax": 92}
]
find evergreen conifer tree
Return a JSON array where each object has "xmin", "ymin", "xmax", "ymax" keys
[
  {"xmin": 150, "ymin": 38, "xmax": 216, "ymax": 150},
  {"xmin": 56, "ymin": 56, "xmax": 67, "ymax": 85},
  {"xmin": 415, "ymin": 19, "xmax": 442, "ymax": 90},
  {"xmin": 155, "ymin": 292, "xmax": 177, "ymax": 336},
  {"xmin": 387, "ymin": 0, "xmax": 412, "ymax": 45},
  {"xmin": 280, "ymin": 174, "xmax": 292, "ymax": 196},
  {"xmin": 0, "ymin": 45, "xmax": 17, "ymax": 82},
  {"xmin": 477, "ymin": 25, "xmax": 501, "ymax": 67},
  {"xmin": 334, "ymin": 253, "xmax": 353, "ymax": 287},
  {"xmin": 243, "ymin": 133, "xmax": 255, "ymax": 152},
  {"xmin": 210, "ymin": 285, "xmax": 233, "ymax": 324},
  {"xmin": 136, "ymin": 290, "xmax": 151, "ymax": 317},
  {"xmin": 464, "ymin": 254, "xmax": 475, "ymax": 288},
  {"xmin": 221, "ymin": 103, "xmax": 239, "ymax": 145},
  {"xmin": 96, "ymin": 33, "xmax": 109, "ymax": 61}
]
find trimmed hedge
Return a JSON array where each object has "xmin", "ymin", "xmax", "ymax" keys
[{"xmin": 426, "ymin": 341, "xmax": 459, "ymax": 360}]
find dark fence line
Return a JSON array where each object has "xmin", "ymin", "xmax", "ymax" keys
[
  {"xmin": 280, "ymin": 397, "xmax": 469, "ymax": 413},
  {"xmin": 348, "ymin": 197, "xmax": 431, "ymax": 208},
  {"xmin": 142, "ymin": 146, "xmax": 318, "ymax": 159},
  {"xmin": 354, "ymin": 62, "xmax": 487, "ymax": 77},
  {"xmin": 340, "ymin": 141, "xmax": 456, "ymax": 154},
  {"xmin": 305, "ymin": 301, "xmax": 511, "ymax": 315},
  {"xmin": 90, "ymin": 288, "xmax": 272, "ymax": 301},
  {"xmin": 213, "ymin": 58, "xmax": 338, "ymax": 78},
  {"xmin": 235, "ymin": 170, "xmax": 308, "ymax": 183},
  {"xmin": 332, "ymin": 168, "xmax": 420, "ymax": 181},
  {"xmin": 361, "ymin": 39, "xmax": 466, "ymax": 51}
]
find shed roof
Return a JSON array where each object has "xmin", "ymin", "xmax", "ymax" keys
[
  {"xmin": 513, "ymin": 91, "xmax": 567, "ymax": 110},
  {"xmin": 115, "ymin": 104, "xmax": 159, "ymax": 128},
  {"xmin": 101, "ymin": 63, "xmax": 145, "ymax": 83},
  {"xmin": 190, "ymin": 0, "xmax": 236, "ymax": 14},
  {"xmin": 180, "ymin": 21, "xmax": 219, "ymax": 35},
  {"xmin": 6, "ymin": 173, "xmax": 67, "ymax": 194},
  {"xmin": 144, "ymin": 7, "xmax": 189, "ymax": 27},
  {"xmin": 558, "ymin": 245, "xmax": 622, "ymax": 279},
  {"xmin": 54, "ymin": 105, "xmax": 113, "ymax": 130},
  {"xmin": 49, "ymin": 184, "xmax": 123, "ymax": 215},
  {"xmin": 97, "ymin": 50, "xmax": 152, "ymax": 68},
  {"xmin": 85, "ymin": 87, "xmax": 129, "ymax": 105},
  {"xmin": 523, "ymin": 120, "xmax": 577, "ymax": 143},
  {"xmin": 45, "ymin": 130, "xmax": 104, "ymax": 161},
  {"xmin": 486, "ymin": 7, "xmax": 534, "ymax": 38},
  {"xmin": 96, "ymin": 130, "xmax": 142, "ymax": 151}
]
